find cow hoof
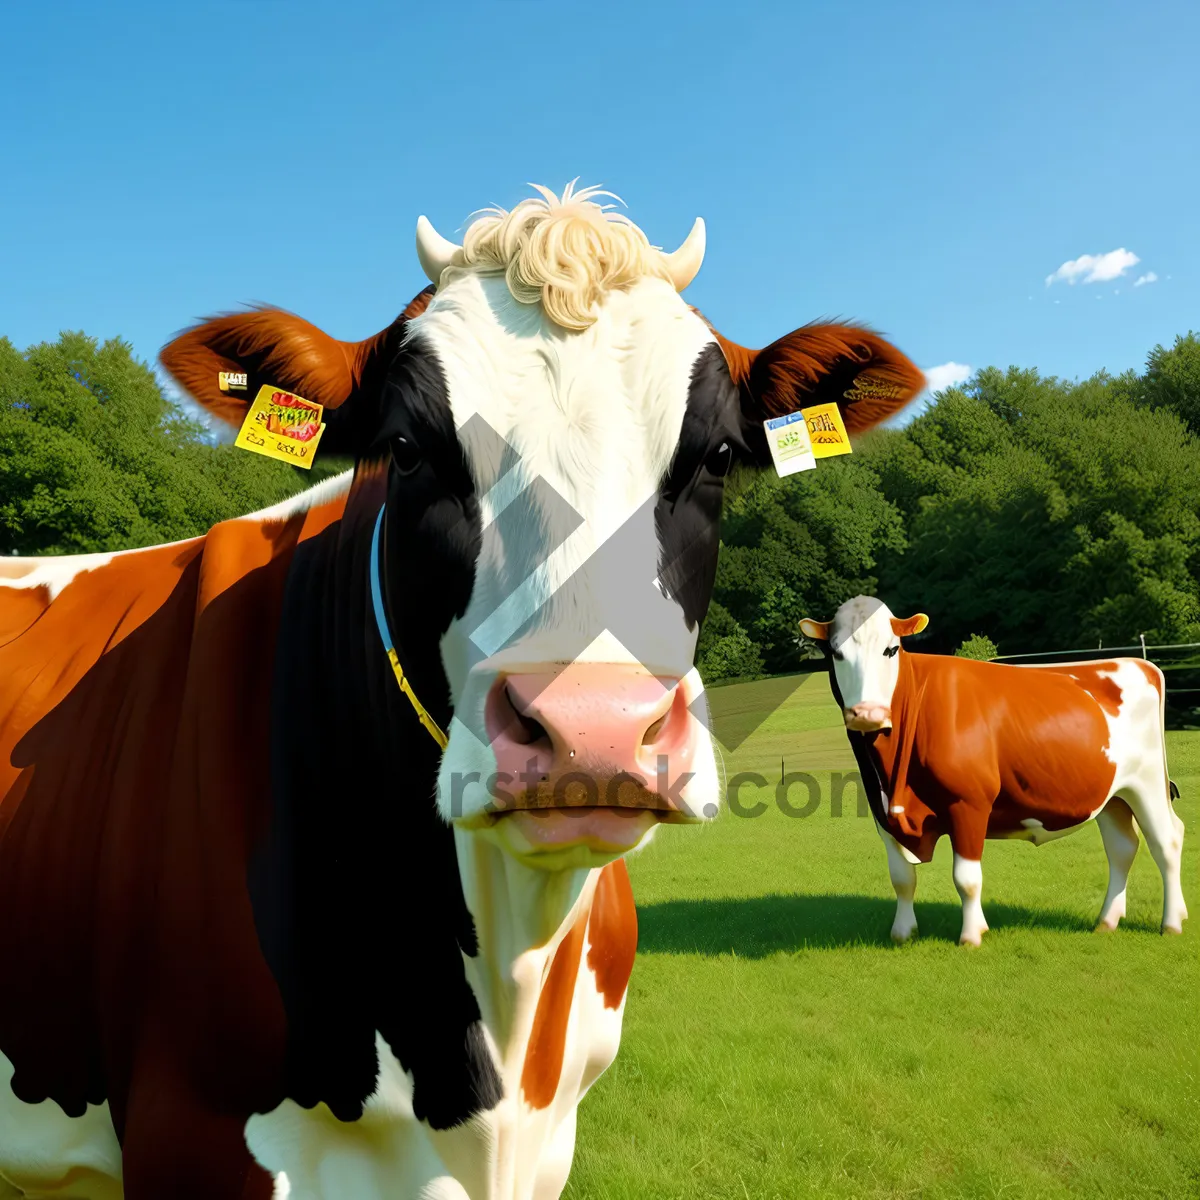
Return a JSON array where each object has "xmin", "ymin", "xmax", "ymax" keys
[
  {"xmin": 1096, "ymin": 916, "xmax": 1121, "ymax": 933},
  {"xmin": 1162, "ymin": 923, "xmax": 1184, "ymax": 936},
  {"xmin": 958, "ymin": 932, "xmax": 984, "ymax": 948},
  {"xmin": 891, "ymin": 925, "xmax": 917, "ymax": 944}
]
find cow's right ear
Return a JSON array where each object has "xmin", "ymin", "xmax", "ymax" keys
[
  {"xmin": 799, "ymin": 618, "xmax": 832, "ymax": 642},
  {"xmin": 692, "ymin": 312, "xmax": 924, "ymax": 463},
  {"xmin": 160, "ymin": 287, "xmax": 434, "ymax": 453},
  {"xmin": 890, "ymin": 613, "xmax": 929, "ymax": 637}
]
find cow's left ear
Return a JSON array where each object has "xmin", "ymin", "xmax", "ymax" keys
[
  {"xmin": 799, "ymin": 617, "xmax": 832, "ymax": 642},
  {"xmin": 890, "ymin": 613, "xmax": 929, "ymax": 637},
  {"xmin": 160, "ymin": 287, "xmax": 434, "ymax": 453},
  {"xmin": 706, "ymin": 320, "xmax": 924, "ymax": 447}
]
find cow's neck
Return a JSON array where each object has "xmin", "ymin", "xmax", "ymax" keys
[
  {"xmin": 259, "ymin": 483, "xmax": 501, "ymax": 1130},
  {"xmin": 455, "ymin": 830, "xmax": 595, "ymax": 1050}
]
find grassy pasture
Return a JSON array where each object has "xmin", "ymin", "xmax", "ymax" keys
[{"xmin": 565, "ymin": 673, "xmax": 1200, "ymax": 1199}]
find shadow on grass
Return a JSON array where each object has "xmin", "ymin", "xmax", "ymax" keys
[{"xmin": 635, "ymin": 892, "xmax": 1121, "ymax": 956}]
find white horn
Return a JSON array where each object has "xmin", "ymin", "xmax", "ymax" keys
[
  {"xmin": 415, "ymin": 215, "xmax": 461, "ymax": 286},
  {"xmin": 661, "ymin": 217, "xmax": 706, "ymax": 292}
]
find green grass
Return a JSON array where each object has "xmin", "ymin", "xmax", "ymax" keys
[{"xmin": 564, "ymin": 673, "xmax": 1200, "ymax": 1199}]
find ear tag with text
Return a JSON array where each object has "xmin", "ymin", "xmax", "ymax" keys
[
  {"xmin": 218, "ymin": 370, "xmax": 248, "ymax": 392},
  {"xmin": 804, "ymin": 402, "xmax": 852, "ymax": 459},
  {"xmin": 234, "ymin": 385, "xmax": 326, "ymax": 469},
  {"xmin": 763, "ymin": 411, "xmax": 816, "ymax": 477}
]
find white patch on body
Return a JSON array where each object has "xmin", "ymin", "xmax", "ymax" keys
[
  {"xmin": 0, "ymin": 1050, "xmax": 123, "ymax": 1198},
  {"xmin": 0, "ymin": 551, "xmax": 118, "ymax": 603}
]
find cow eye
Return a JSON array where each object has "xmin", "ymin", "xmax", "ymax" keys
[
  {"xmin": 883, "ymin": 645, "xmax": 899, "ymax": 658},
  {"xmin": 832, "ymin": 648, "xmax": 845, "ymax": 661},
  {"xmin": 391, "ymin": 435, "xmax": 423, "ymax": 476},
  {"xmin": 704, "ymin": 441, "xmax": 733, "ymax": 478}
]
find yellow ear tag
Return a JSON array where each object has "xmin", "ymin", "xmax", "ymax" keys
[
  {"xmin": 218, "ymin": 370, "xmax": 248, "ymax": 392},
  {"xmin": 234, "ymin": 385, "xmax": 326, "ymax": 469},
  {"xmin": 802, "ymin": 402, "xmax": 852, "ymax": 459}
]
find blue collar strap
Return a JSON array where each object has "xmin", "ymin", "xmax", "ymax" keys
[{"xmin": 369, "ymin": 505, "xmax": 449, "ymax": 751}]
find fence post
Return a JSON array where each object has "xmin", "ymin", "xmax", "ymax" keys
[{"xmin": 1140, "ymin": 633, "xmax": 1147, "ymax": 659}]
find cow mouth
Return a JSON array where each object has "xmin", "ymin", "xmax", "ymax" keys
[
  {"xmin": 460, "ymin": 779, "xmax": 701, "ymax": 865},
  {"xmin": 501, "ymin": 805, "xmax": 662, "ymax": 848},
  {"xmin": 465, "ymin": 796, "xmax": 699, "ymax": 838},
  {"xmin": 844, "ymin": 716, "xmax": 892, "ymax": 732}
]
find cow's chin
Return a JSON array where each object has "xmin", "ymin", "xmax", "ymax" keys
[{"xmin": 476, "ymin": 808, "xmax": 662, "ymax": 872}]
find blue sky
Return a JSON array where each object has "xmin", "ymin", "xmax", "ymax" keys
[{"xmin": 2, "ymin": 0, "xmax": 1197, "ymax": 416}]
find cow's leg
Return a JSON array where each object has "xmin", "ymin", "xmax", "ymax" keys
[
  {"xmin": 877, "ymin": 825, "xmax": 919, "ymax": 942},
  {"xmin": 1123, "ymin": 781, "xmax": 1188, "ymax": 935},
  {"xmin": 947, "ymin": 805, "xmax": 988, "ymax": 946},
  {"xmin": 1095, "ymin": 797, "xmax": 1139, "ymax": 931},
  {"xmin": 952, "ymin": 854, "xmax": 988, "ymax": 946}
]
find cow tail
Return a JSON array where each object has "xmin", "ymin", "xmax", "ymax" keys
[{"xmin": 1151, "ymin": 662, "xmax": 1178, "ymax": 806}]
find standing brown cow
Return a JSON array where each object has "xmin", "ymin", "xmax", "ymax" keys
[{"xmin": 802, "ymin": 597, "xmax": 1187, "ymax": 946}]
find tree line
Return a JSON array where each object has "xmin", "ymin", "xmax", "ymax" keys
[{"xmin": 3, "ymin": 327, "xmax": 1199, "ymax": 690}]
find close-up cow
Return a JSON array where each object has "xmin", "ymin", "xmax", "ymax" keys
[
  {"xmin": 0, "ymin": 187, "xmax": 925, "ymax": 1198},
  {"xmin": 801, "ymin": 596, "xmax": 1188, "ymax": 947}
]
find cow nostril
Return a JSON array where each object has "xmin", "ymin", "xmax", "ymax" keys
[
  {"xmin": 501, "ymin": 681, "xmax": 550, "ymax": 747},
  {"xmin": 642, "ymin": 713, "xmax": 668, "ymax": 746}
]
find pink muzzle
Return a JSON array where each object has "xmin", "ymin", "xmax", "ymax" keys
[
  {"xmin": 844, "ymin": 703, "xmax": 892, "ymax": 732},
  {"xmin": 483, "ymin": 664, "xmax": 707, "ymax": 851}
]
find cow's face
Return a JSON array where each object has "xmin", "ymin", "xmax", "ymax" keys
[
  {"xmin": 404, "ymin": 269, "xmax": 734, "ymax": 870},
  {"xmin": 355, "ymin": 251, "xmax": 733, "ymax": 869},
  {"xmin": 161, "ymin": 184, "xmax": 926, "ymax": 873},
  {"xmin": 800, "ymin": 597, "xmax": 929, "ymax": 731}
]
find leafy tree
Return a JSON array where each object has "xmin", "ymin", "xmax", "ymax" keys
[
  {"xmin": 955, "ymin": 633, "xmax": 998, "ymax": 660},
  {"xmin": 1139, "ymin": 332, "xmax": 1200, "ymax": 437},
  {"xmin": 695, "ymin": 601, "xmax": 764, "ymax": 683},
  {"xmin": 0, "ymin": 332, "xmax": 313, "ymax": 555},
  {"xmin": 871, "ymin": 366, "xmax": 1200, "ymax": 651}
]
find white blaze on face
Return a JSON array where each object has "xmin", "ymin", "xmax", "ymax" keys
[
  {"xmin": 415, "ymin": 271, "xmax": 721, "ymax": 832},
  {"xmin": 828, "ymin": 597, "xmax": 903, "ymax": 730}
]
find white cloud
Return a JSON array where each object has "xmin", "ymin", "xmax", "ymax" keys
[
  {"xmin": 1045, "ymin": 248, "xmax": 1140, "ymax": 286},
  {"xmin": 1134, "ymin": 271, "xmax": 1158, "ymax": 287},
  {"xmin": 922, "ymin": 362, "xmax": 973, "ymax": 394}
]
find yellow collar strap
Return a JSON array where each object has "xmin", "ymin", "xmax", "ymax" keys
[{"xmin": 369, "ymin": 505, "xmax": 449, "ymax": 751}]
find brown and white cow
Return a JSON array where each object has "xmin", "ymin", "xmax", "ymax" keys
[
  {"xmin": 0, "ymin": 186, "xmax": 924, "ymax": 1198},
  {"xmin": 801, "ymin": 596, "xmax": 1187, "ymax": 947}
]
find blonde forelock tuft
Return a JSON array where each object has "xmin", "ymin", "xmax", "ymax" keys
[{"xmin": 459, "ymin": 181, "xmax": 675, "ymax": 331}]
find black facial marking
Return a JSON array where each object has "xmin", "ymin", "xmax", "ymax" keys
[
  {"xmin": 251, "ymin": 338, "xmax": 499, "ymax": 1130},
  {"xmin": 825, "ymin": 658, "xmax": 889, "ymax": 828},
  {"xmin": 656, "ymin": 343, "xmax": 745, "ymax": 630},
  {"xmin": 883, "ymin": 644, "xmax": 899, "ymax": 658}
]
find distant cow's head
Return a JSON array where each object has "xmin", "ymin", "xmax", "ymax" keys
[
  {"xmin": 801, "ymin": 597, "xmax": 929, "ymax": 731},
  {"xmin": 162, "ymin": 184, "xmax": 924, "ymax": 871}
]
